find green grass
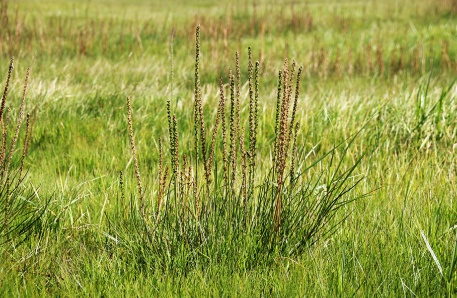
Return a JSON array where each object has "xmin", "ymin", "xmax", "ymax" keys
[{"xmin": 0, "ymin": 0, "xmax": 457, "ymax": 296}]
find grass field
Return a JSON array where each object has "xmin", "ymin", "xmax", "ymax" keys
[{"xmin": 0, "ymin": 0, "xmax": 457, "ymax": 296}]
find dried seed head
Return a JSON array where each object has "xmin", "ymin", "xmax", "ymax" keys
[
  {"xmin": 229, "ymin": 69, "xmax": 237, "ymax": 190},
  {"xmin": 0, "ymin": 55, "xmax": 14, "ymax": 122},
  {"xmin": 4, "ymin": 67, "xmax": 30, "ymax": 182},
  {"xmin": 19, "ymin": 113, "xmax": 31, "ymax": 178},
  {"xmin": 193, "ymin": 25, "xmax": 201, "ymax": 173},
  {"xmin": 273, "ymin": 70, "xmax": 283, "ymax": 166},
  {"xmin": 173, "ymin": 114, "xmax": 179, "ymax": 177},
  {"xmin": 126, "ymin": 97, "xmax": 144, "ymax": 214},
  {"xmin": 207, "ymin": 77, "xmax": 226, "ymax": 181}
]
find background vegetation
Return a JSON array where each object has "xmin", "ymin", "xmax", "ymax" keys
[{"xmin": 0, "ymin": 0, "xmax": 456, "ymax": 296}]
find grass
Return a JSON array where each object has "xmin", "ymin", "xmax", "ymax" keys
[{"xmin": 0, "ymin": 0, "xmax": 457, "ymax": 296}]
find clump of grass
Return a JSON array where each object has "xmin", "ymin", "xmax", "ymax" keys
[
  {"xmin": 0, "ymin": 56, "xmax": 46, "ymax": 249},
  {"xmin": 115, "ymin": 26, "xmax": 366, "ymax": 273},
  {"xmin": 272, "ymin": 59, "xmax": 304, "ymax": 231}
]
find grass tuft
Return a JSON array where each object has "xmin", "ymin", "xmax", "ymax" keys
[{"xmin": 119, "ymin": 26, "xmax": 365, "ymax": 274}]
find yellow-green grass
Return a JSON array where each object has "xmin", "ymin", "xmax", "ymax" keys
[{"xmin": 0, "ymin": 0, "xmax": 456, "ymax": 296}]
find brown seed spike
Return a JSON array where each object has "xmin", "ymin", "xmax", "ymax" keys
[
  {"xmin": 126, "ymin": 97, "xmax": 144, "ymax": 215},
  {"xmin": 247, "ymin": 48, "xmax": 255, "ymax": 199},
  {"xmin": 273, "ymin": 70, "xmax": 283, "ymax": 168},
  {"xmin": 0, "ymin": 109, "xmax": 10, "ymax": 169},
  {"xmin": 229, "ymin": 69, "xmax": 236, "ymax": 193},
  {"xmin": 158, "ymin": 137, "xmax": 163, "ymax": 214},
  {"xmin": 19, "ymin": 113, "xmax": 31, "ymax": 179},
  {"xmin": 221, "ymin": 82, "xmax": 228, "ymax": 191},
  {"xmin": 207, "ymin": 77, "xmax": 226, "ymax": 181},
  {"xmin": 235, "ymin": 52, "xmax": 241, "ymax": 145},
  {"xmin": 173, "ymin": 114, "xmax": 179, "ymax": 179},
  {"xmin": 4, "ymin": 67, "xmax": 29, "ymax": 182},
  {"xmin": 167, "ymin": 99, "xmax": 175, "ymax": 176},
  {"xmin": 198, "ymin": 89, "xmax": 209, "ymax": 191},
  {"xmin": 193, "ymin": 25, "xmax": 201, "ymax": 189},
  {"xmin": 0, "ymin": 55, "xmax": 13, "ymax": 122},
  {"xmin": 248, "ymin": 60, "xmax": 260, "ymax": 198},
  {"xmin": 289, "ymin": 122, "xmax": 299, "ymax": 187},
  {"xmin": 288, "ymin": 65, "xmax": 303, "ymax": 146},
  {"xmin": 240, "ymin": 127, "xmax": 247, "ymax": 203}
]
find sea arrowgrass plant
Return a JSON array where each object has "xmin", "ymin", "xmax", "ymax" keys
[
  {"xmin": 0, "ymin": 56, "xmax": 47, "ymax": 249},
  {"xmin": 247, "ymin": 47, "xmax": 259, "ymax": 201},
  {"xmin": 126, "ymin": 96, "xmax": 144, "ymax": 215},
  {"xmin": 114, "ymin": 26, "xmax": 366, "ymax": 273}
]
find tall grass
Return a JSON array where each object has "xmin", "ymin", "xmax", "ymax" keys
[
  {"xmin": 0, "ymin": 56, "xmax": 46, "ymax": 250},
  {"xmin": 112, "ymin": 26, "xmax": 367, "ymax": 273},
  {"xmin": 0, "ymin": 0, "xmax": 456, "ymax": 296}
]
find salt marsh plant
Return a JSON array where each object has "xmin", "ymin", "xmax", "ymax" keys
[
  {"xmin": 0, "ymin": 56, "xmax": 46, "ymax": 249},
  {"xmin": 114, "ymin": 26, "xmax": 366, "ymax": 273},
  {"xmin": 0, "ymin": 0, "xmax": 456, "ymax": 295}
]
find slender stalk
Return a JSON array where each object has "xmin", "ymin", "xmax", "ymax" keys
[
  {"xmin": 288, "ymin": 65, "xmax": 303, "ymax": 145},
  {"xmin": 158, "ymin": 137, "xmax": 163, "ymax": 214},
  {"xmin": 193, "ymin": 25, "xmax": 201, "ymax": 193},
  {"xmin": 207, "ymin": 77, "xmax": 226, "ymax": 182},
  {"xmin": 167, "ymin": 99, "xmax": 175, "ymax": 175},
  {"xmin": 229, "ymin": 69, "xmax": 236, "ymax": 193},
  {"xmin": 0, "ymin": 110, "xmax": 10, "ymax": 171},
  {"xmin": 235, "ymin": 51, "xmax": 241, "ymax": 148},
  {"xmin": 273, "ymin": 70, "xmax": 283, "ymax": 168},
  {"xmin": 198, "ymin": 92, "xmax": 209, "ymax": 191},
  {"xmin": 126, "ymin": 97, "xmax": 144, "ymax": 215},
  {"xmin": 4, "ymin": 175, "xmax": 10, "ymax": 243},
  {"xmin": 0, "ymin": 55, "xmax": 13, "ymax": 122},
  {"xmin": 119, "ymin": 170, "xmax": 125, "ymax": 217},
  {"xmin": 173, "ymin": 114, "xmax": 179, "ymax": 180},
  {"xmin": 253, "ymin": 60, "xmax": 259, "ymax": 165},
  {"xmin": 222, "ymin": 83, "xmax": 228, "ymax": 192},
  {"xmin": 19, "ymin": 113, "xmax": 31, "ymax": 178},
  {"xmin": 4, "ymin": 67, "xmax": 29, "ymax": 182},
  {"xmin": 289, "ymin": 122, "xmax": 299, "ymax": 187},
  {"xmin": 240, "ymin": 127, "xmax": 247, "ymax": 203},
  {"xmin": 248, "ymin": 48, "xmax": 254, "ymax": 199}
]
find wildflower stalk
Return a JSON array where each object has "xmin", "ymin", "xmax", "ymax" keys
[
  {"xmin": 4, "ymin": 67, "xmax": 29, "ymax": 183},
  {"xmin": 126, "ymin": 97, "xmax": 144, "ymax": 215},
  {"xmin": 0, "ymin": 55, "xmax": 13, "ymax": 122}
]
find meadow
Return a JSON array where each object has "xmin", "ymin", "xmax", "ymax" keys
[{"xmin": 0, "ymin": 0, "xmax": 456, "ymax": 296}]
